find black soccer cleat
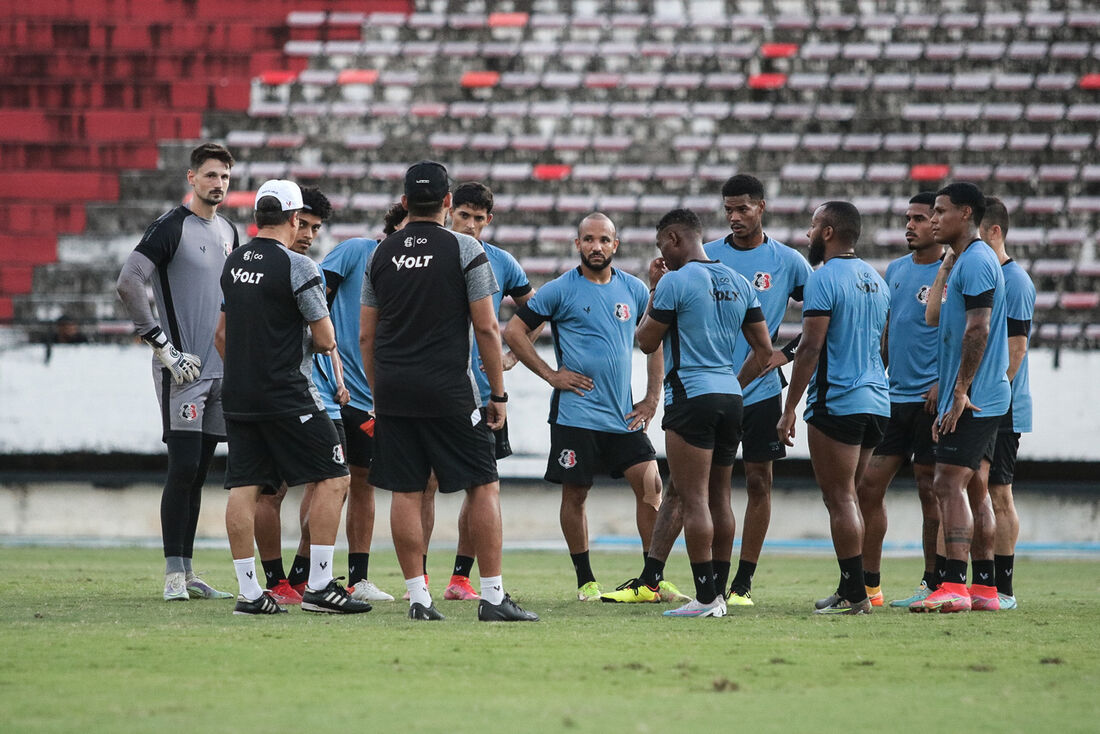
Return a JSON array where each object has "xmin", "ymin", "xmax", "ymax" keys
[
  {"xmin": 301, "ymin": 578, "xmax": 372, "ymax": 614},
  {"xmin": 233, "ymin": 590, "xmax": 287, "ymax": 616},
  {"xmin": 408, "ymin": 602, "xmax": 445, "ymax": 621},
  {"xmin": 814, "ymin": 590, "xmax": 842, "ymax": 610},
  {"xmin": 478, "ymin": 593, "xmax": 539, "ymax": 622}
]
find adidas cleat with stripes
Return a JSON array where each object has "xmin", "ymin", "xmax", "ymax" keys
[
  {"xmin": 233, "ymin": 590, "xmax": 287, "ymax": 616},
  {"xmin": 301, "ymin": 578, "xmax": 372, "ymax": 614}
]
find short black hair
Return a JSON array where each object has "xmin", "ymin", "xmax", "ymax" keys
[
  {"xmin": 452, "ymin": 181, "xmax": 494, "ymax": 214},
  {"xmin": 656, "ymin": 208, "xmax": 703, "ymax": 235},
  {"xmin": 190, "ymin": 142, "xmax": 234, "ymax": 171},
  {"xmin": 818, "ymin": 201, "xmax": 862, "ymax": 245},
  {"xmin": 935, "ymin": 182, "xmax": 986, "ymax": 226},
  {"xmin": 383, "ymin": 202, "xmax": 407, "ymax": 235},
  {"xmin": 721, "ymin": 174, "xmax": 765, "ymax": 200},
  {"xmin": 254, "ymin": 197, "xmax": 295, "ymax": 228},
  {"xmin": 982, "ymin": 196, "xmax": 1010, "ymax": 239},
  {"xmin": 909, "ymin": 191, "xmax": 937, "ymax": 207},
  {"xmin": 300, "ymin": 186, "xmax": 332, "ymax": 221},
  {"xmin": 406, "ymin": 199, "xmax": 444, "ymax": 218}
]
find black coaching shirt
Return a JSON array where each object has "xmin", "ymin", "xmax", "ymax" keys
[
  {"xmin": 361, "ymin": 220, "xmax": 499, "ymax": 417},
  {"xmin": 220, "ymin": 237, "xmax": 329, "ymax": 419}
]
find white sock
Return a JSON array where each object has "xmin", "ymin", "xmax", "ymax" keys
[
  {"xmin": 308, "ymin": 544, "xmax": 335, "ymax": 591},
  {"xmin": 233, "ymin": 557, "xmax": 263, "ymax": 601},
  {"xmin": 405, "ymin": 576, "xmax": 432, "ymax": 607},
  {"xmin": 480, "ymin": 575, "xmax": 504, "ymax": 605}
]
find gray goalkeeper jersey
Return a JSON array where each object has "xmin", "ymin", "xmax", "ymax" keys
[{"xmin": 124, "ymin": 205, "xmax": 238, "ymax": 377}]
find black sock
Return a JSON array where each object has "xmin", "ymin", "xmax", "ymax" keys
[
  {"xmin": 934, "ymin": 554, "xmax": 948, "ymax": 589},
  {"xmin": 730, "ymin": 559, "xmax": 756, "ymax": 595},
  {"xmin": 571, "ymin": 551, "xmax": 596, "ymax": 587},
  {"xmin": 922, "ymin": 569, "xmax": 938, "ymax": 590},
  {"xmin": 838, "ymin": 555, "xmax": 866, "ymax": 602},
  {"xmin": 713, "ymin": 561, "xmax": 731, "ymax": 596},
  {"xmin": 972, "ymin": 559, "xmax": 995, "ymax": 587},
  {"xmin": 286, "ymin": 554, "xmax": 310, "ymax": 587},
  {"xmin": 261, "ymin": 557, "xmax": 285, "ymax": 588},
  {"xmin": 453, "ymin": 554, "xmax": 475, "ymax": 578},
  {"xmin": 690, "ymin": 561, "xmax": 718, "ymax": 604},
  {"xmin": 864, "ymin": 571, "xmax": 881, "ymax": 588},
  {"xmin": 638, "ymin": 555, "xmax": 665, "ymax": 588},
  {"xmin": 994, "ymin": 554, "xmax": 1014, "ymax": 596},
  {"xmin": 945, "ymin": 558, "xmax": 967, "ymax": 585},
  {"xmin": 422, "ymin": 554, "xmax": 428, "ymax": 576},
  {"xmin": 348, "ymin": 552, "xmax": 370, "ymax": 586}
]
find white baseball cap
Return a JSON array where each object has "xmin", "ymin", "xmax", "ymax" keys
[{"xmin": 255, "ymin": 179, "xmax": 304, "ymax": 211}]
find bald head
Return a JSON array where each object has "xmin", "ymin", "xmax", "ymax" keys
[{"xmin": 578, "ymin": 211, "xmax": 617, "ymax": 239}]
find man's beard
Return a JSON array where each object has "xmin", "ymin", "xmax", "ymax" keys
[
  {"xmin": 581, "ymin": 251, "xmax": 613, "ymax": 271},
  {"xmin": 808, "ymin": 238, "xmax": 825, "ymax": 266}
]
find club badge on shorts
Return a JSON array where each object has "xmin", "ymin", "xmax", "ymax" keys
[
  {"xmin": 332, "ymin": 444, "xmax": 346, "ymax": 465},
  {"xmin": 179, "ymin": 403, "xmax": 198, "ymax": 422},
  {"xmin": 558, "ymin": 449, "xmax": 577, "ymax": 469}
]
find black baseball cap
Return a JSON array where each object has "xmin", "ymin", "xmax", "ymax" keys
[{"xmin": 404, "ymin": 160, "xmax": 450, "ymax": 205}]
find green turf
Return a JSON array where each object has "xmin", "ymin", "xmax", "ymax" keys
[{"xmin": 1, "ymin": 548, "xmax": 1097, "ymax": 733}]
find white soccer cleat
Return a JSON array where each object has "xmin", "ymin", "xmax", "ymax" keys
[{"xmin": 349, "ymin": 580, "xmax": 395, "ymax": 602}]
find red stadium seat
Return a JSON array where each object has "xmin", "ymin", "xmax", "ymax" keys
[
  {"xmin": 533, "ymin": 164, "xmax": 571, "ymax": 182},
  {"xmin": 910, "ymin": 165, "xmax": 950, "ymax": 181},
  {"xmin": 761, "ymin": 43, "xmax": 798, "ymax": 58},
  {"xmin": 337, "ymin": 69, "xmax": 377, "ymax": 85},
  {"xmin": 488, "ymin": 12, "xmax": 528, "ymax": 27},
  {"xmin": 748, "ymin": 73, "xmax": 786, "ymax": 90},
  {"xmin": 1080, "ymin": 74, "xmax": 1100, "ymax": 90},
  {"xmin": 461, "ymin": 71, "xmax": 499, "ymax": 88}
]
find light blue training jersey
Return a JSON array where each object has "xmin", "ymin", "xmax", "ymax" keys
[
  {"xmin": 802, "ymin": 256, "xmax": 890, "ymax": 420},
  {"xmin": 936, "ymin": 240, "xmax": 1010, "ymax": 419},
  {"xmin": 883, "ymin": 253, "xmax": 943, "ymax": 402},
  {"xmin": 471, "ymin": 241, "xmax": 531, "ymax": 406},
  {"xmin": 1002, "ymin": 259, "xmax": 1035, "ymax": 433},
  {"xmin": 703, "ymin": 234, "xmax": 813, "ymax": 406},
  {"xmin": 522, "ymin": 267, "xmax": 650, "ymax": 433},
  {"xmin": 312, "ymin": 237, "xmax": 377, "ymax": 415},
  {"xmin": 650, "ymin": 260, "xmax": 762, "ymax": 406}
]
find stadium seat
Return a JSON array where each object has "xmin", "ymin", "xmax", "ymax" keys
[
  {"xmin": 1068, "ymin": 104, "xmax": 1100, "ymax": 121},
  {"xmin": 616, "ymin": 165, "xmax": 653, "ymax": 182},
  {"xmin": 716, "ymin": 134, "xmax": 757, "ymax": 151},
  {"xmin": 514, "ymin": 194, "xmax": 555, "ymax": 211},
  {"xmin": 1082, "ymin": 166, "xmax": 1100, "ymax": 182},
  {"xmin": 867, "ymin": 163, "xmax": 909, "ymax": 182},
  {"xmin": 551, "ymin": 135, "xmax": 590, "ymax": 152},
  {"xmin": 788, "ymin": 73, "xmax": 830, "ymax": 91},
  {"xmin": 966, "ymin": 133, "xmax": 1007, "ymax": 151},
  {"xmin": 913, "ymin": 75, "xmax": 952, "ymax": 91},
  {"xmin": 592, "ymin": 135, "xmax": 632, "ymax": 153},
  {"xmin": 952, "ymin": 164, "xmax": 993, "ymax": 181},
  {"xmin": 874, "ymin": 230, "xmax": 907, "ymax": 248},
  {"xmin": 983, "ymin": 103, "xmax": 1024, "ymax": 121},
  {"xmin": 1068, "ymin": 197, "xmax": 1100, "ymax": 213},
  {"xmin": 1052, "ymin": 134, "xmax": 1092, "ymax": 151},
  {"xmin": 775, "ymin": 103, "xmax": 815, "ymax": 120},
  {"xmin": 1038, "ymin": 74, "xmax": 1077, "ymax": 91},
  {"xmin": 832, "ymin": 74, "xmax": 870, "ymax": 91},
  {"xmin": 328, "ymin": 163, "xmax": 367, "ymax": 179},
  {"xmin": 428, "ymin": 132, "xmax": 468, "ymax": 151},
  {"xmin": 925, "ymin": 43, "xmax": 964, "ymax": 61},
  {"xmin": 1022, "ymin": 197, "xmax": 1064, "ymax": 214},
  {"xmin": 1026, "ymin": 104, "xmax": 1066, "ymax": 121},
  {"xmin": 801, "ymin": 42, "xmax": 840, "ymax": 60},
  {"xmin": 1048, "ymin": 229, "xmax": 1088, "ymax": 247},
  {"xmin": 491, "ymin": 225, "xmax": 535, "ymax": 244},
  {"xmin": 966, "ymin": 42, "xmax": 1005, "ymax": 60},
  {"xmin": 1061, "ymin": 292, "xmax": 1100, "ymax": 311},
  {"xmin": 852, "ymin": 196, "xmax": 891, "ymax": 215},
  {"xmin": 345, "ymin": 132, "xmax": 384, "ymax": 148},
  {"xmin": 639, "ymin": 195, "xmax": 680, "ymax": 213},
  {"xmin": 761, "ymin": 43, "xmax": 798, "ymax": 59},
  {"xmin": 781, "ymin": 164, "xmax": 822, "ymax": 182},
  {"xmin": 368, "ymin": 163, "xmax": 405, "ymax": 180},
  {"xmin": 470, "ymin": 133, "xmax": 509, "ymax": 152},
  {"xmin": 902, "ymin": 104, "xmax": 941, "ymax": 122},
  {"xmin": 556, "ymin": 194, "xmax": 598, "ymax": 212},
  {"xmin": 598, "ymin": 195, "xmax": 638, "ymax": 212},
  {"xmin": 910, "ymin": 165, "xmax": 949, "ymax": 182},
  {"xmin": 759, "ymin": 134, "xmax": 799, "ymax": 151},
  {"xmin": 349, "ymin": 193, "xmax": 393, "ymax": 212},
  {"xmin": 704, "ymin": 72, "xmax": 745, "ymax": 90},
  {"xmin": 1033, "ymin": 292, "xmax": 1060, "ymax": 310},
  {"xmin": 747, "ymin": 73, "xmax": 786, "ymax": 90},
  {"xmin": 693, "ymin": 102, "xmax": 732, "ymax": 119},
  {"xmin": 994, "ymin": 166, "xmax": 1034, "ymax": 183},
  {"xmin": 884, "ymin": 133, "xmax": 924, "ymax": 151},
  {"xmin": 1037, "ymin": 323, "xmax": 1081, "ymax": 343},
  {"xmin": 768, "ymin": 197, "xmax": 807, "ymax": 215},
  {"xmin": 461, "ymin": 71, "xmax": 499, "ymax": 88},
  {"xmin": 654, "ymin": 165, "xmax": 694, "ymax": 181},
  {"xmin": 1008, "ymin": 42, "xmax": 1048, "ymax": 60},
  {"xmin": 489, "ymin": 163, "xmax": 531, "ymax": 181},
  {"xmin": 802, "ymin": 134, "xmax": 842, "ymax": 151},
  {"xmin": 1080, "ymin": 74, "xmax": 1100, "ymax": 90},
  {"xmin": 884, "ymin": 43, "xmax": 923, "ymax": 60},
  {"xmin": 842, "ymin": 42, "xmax": 880, "ymax": 60},
  {"xmin": 536, "ymin": 226, "xmax": 575, "ymax": 244},
  {"xmin": 533, "ymin": 165, "xmax": 570, "ymax": 182},
  {"xmin": 441, "ymin": 42, "xmax": 479, "ymax": 58},
  {"xmin": 1038, "ymin": 166, "xmax": 1078, "ymax": 183},
  {"xmin": 572, "ymin": 165, "xmax": 612, "ymax": 182},
  {"xmin": 824, "ymin": 164, "xmax": 865, "ymax": 182}
]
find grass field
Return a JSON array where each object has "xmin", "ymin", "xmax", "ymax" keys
[{"xmin": 1, "ymin": 547, "xmax": 1098, "ymax": 733}]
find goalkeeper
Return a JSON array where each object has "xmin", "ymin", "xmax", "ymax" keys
[{"xmin": 116, "ymin": 143, "xmax": 239, "ymax": 604}]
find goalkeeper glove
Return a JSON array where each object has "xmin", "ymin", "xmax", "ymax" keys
[{"xmin": 142, "ymin": 327, "xmax": 202, "ymax": 385}]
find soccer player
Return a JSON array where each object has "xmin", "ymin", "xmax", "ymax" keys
[
  {"xmin": 634, "ymin": 209, "xmax": 773, "ymax": 617},
  {"xmin": 419, "ymin": 181, "xmax": 537, "ymax": 601},
  {"xmin": 921, "ymin": 182, "xmax": 1009, "ymax": 613},
  {"xmin": 504, "ymin": 212, "xmax": 664, "ymax": 601},
  {"xmin": 360, "ymin": 160, "xmax": 537, "ymax": 622},
  {"xmin": 216, "ymin": 179, "xmax": 370, "ymax": 616},
  {"xmin": 778, "ymin": 201, "xmax": 890, "ymax": 615},
  {"xmin": 703, "ymin": 174, "xmax": 813, "ymax": 605},
  {"xmin": 116, "ymin": 142, "xmax": 237, "ymax": 602},
  {"xmin": 979, "ymin": 196, "xmax": 1034, "ymax": 611},
  {"xmin": 853, "ymin": 192, "xmax": 945, "ymax": 609}
]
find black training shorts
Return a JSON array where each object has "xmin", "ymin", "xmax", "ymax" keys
[
  {"xmin": 224, "ymin": 412, "xmax": 349, "ymax": 491},
  {"xmin": 544, "ymin": 423, "xmax": 656, "ymax": 486},
  {"xmin": 662, "ymin": 393, "xmax": 744, "ymax": 466},
  {"xmin": 340, "ymin": 405, "xmax": 374, "ymax": 468},
  {"xmin": 873, "ymin": 401, "xmax": 936, "ymax": 466},
  {"xmin": 740, "ymin": 394, "xmax": 787, "ymax": 463},
  {"xmin": 988, "ymin": 431, "xmax": 1021, "ymax": 486},
  {"xmin": 934, "ymin": 410, "xmax": 1000, "ymax": 471},
  {"xmin": 492, "ymin": 417, "xmax": 513, "ymax": 460},
  {"xmin": 371, "ymin": 411, "xmax": 498, "ymax": 493},
  {"xmin": 807, "ymin": 412, "xmax": 888, "ymax": 448}
]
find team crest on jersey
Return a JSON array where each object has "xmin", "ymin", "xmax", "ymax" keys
[
  {"xmin": 752, "ymin": 272, "xmax": 773, "ymax": 291},
  {"xmin": 614, "ymin": 303, "xmax": 631, "ymax": 321},
  {"xmin": 179, "ymin": 403, "xmax": 198, "ymax": 422},
  {"xmin": 558, "ymin": 449, "xmax": 578, "ymax": 469},
  {"xmin": 917, "ymin": 285, "xmax": 931, "ymax": 304},
  {"xmin": 223, "ymin": 241, "xmax": 232, "ymax": 256},
  {"xmin": 332, "ymin": 444, "xmax": 346, "ymax": 464}
]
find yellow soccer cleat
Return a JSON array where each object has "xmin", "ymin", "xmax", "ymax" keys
[
  {"xmin": 725, "ymin": 589, "xmax": 754, "ymax": 607},
  {"xmin": 577, "ymin": 580, "xmax": 602, "ymax": 601},
  {"xmin": 600, "ymin": 579, "xmax": 660, "ymax": 603}
]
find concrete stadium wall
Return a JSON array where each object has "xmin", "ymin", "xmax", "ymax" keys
[{"xmin": 0, "ymin": 342, "xmax": 1097, "ymax": 463}]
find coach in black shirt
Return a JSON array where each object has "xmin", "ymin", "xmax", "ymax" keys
[
  {"xmin": 360, "ymin": 160, "xmax": 537, "ymax": 622},
  {"xmin": 216, "ymin": 179, "xmax": 369, "ymax": 616}
]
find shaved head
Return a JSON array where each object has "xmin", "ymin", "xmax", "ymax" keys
[{"xmin": 578, "ymin": 211, "xmax": 617, "ymax": 239}]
